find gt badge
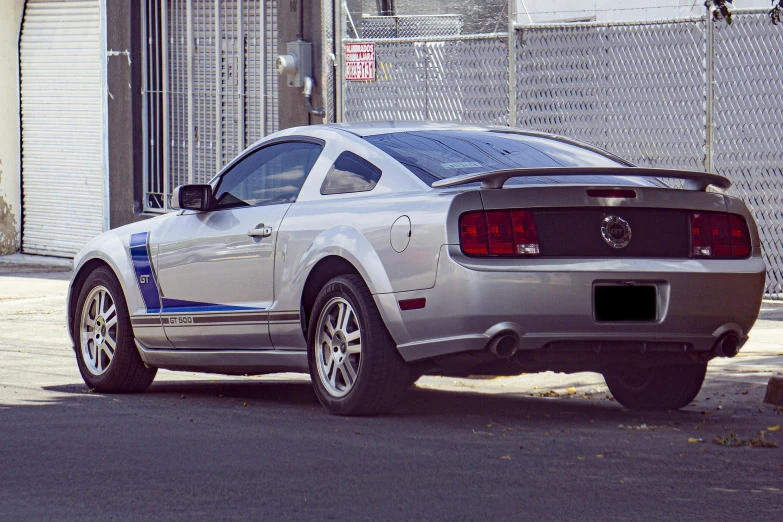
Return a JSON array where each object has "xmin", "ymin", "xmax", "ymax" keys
[{"xmin": 602, "ymin": 216, "xmax": 632, "ymax": 249}]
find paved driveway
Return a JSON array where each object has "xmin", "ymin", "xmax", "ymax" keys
[{"xmin": 1, "ymin": 268, "xmax": 781, "ymax": 520}]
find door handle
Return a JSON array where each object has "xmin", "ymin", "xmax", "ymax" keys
[{"xmin": 247, "ymin": 224, "xmax": 273, "ymax": 238}]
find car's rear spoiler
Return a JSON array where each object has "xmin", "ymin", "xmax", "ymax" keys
[{"xmin": 430, "ymin": 167, "xmax": 731, "ymax": 192}]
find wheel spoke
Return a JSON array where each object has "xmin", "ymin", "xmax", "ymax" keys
[
  {"xmin": 104, "ymin": 304, "xmax": 116, "ymax": 321},
  {"xmin": 320, "ymin": 332, "xmax": 333, "ymax": 349},
  {"xmin": 89, "ymin": 295, "xmax": 99, "ymax": 320},
  {"xmin": 335, "ymin": 303, "xmax": 346, "ymax": 333},
  {"xmin": 101, "ymin": 343, "xmax": 114, "ymax": 362},
  {"xmin": 345, "ymin": 330, "xmax": 361, "ymax": 343},
  {"xmin": 339, "ymin": 364, "xmax": 354, "ymax": 388},
  {"xmin": 329, "ymin": 363, "xmax": 338, "ymax": 388},
  {"xmin": 104, "ymin": 334, "xmax": 116, "ymax": 352},
  {"xmin": 341, "ymin": 307, "xmax": 354, "ymax": 332},
  {"xmin": 323, "ymin": 353, "xmax": 334, "ymax": 377},
  {"xmin": 345, "ymin": 343, "xmax": 361, "ymax": 355},
  {"xmin": 325, "ymin": 316, "xmax": 336, "ymax": 337},
  {"xmin": 98, "ymin": 291, "xmax": 106, "ymax": 316},
  {"xmin": 344, "ymin": 358, "xmax": 358, "ymax": 384}
]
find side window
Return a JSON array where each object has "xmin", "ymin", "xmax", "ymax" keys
[
  {"xmin": 320, "ymin": 151, "xmax": 382, "ymax": 195},
  {"xmin": 213, "ymin": 141, "xmax": 323, "ymax": 209}
]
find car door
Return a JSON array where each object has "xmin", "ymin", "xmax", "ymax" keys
[{"xmin": 155, "ymin": 139, "xmax": 324, "ymax": 350}]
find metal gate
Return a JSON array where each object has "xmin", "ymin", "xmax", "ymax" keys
[{"xmin": 142, "ymin": 0, "xmax": 279, "ymax": 211}]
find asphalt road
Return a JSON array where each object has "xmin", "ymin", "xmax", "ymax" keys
[{"xmin": 1, "ymin": 269, "xmax": 782, "ymax": 521}]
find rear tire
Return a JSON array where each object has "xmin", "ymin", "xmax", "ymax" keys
[
  {"xmin": 73, "ymin": 267, "xmax": 157, "ymax": 393},
  {"xmin": 307, "ymin": 274, "xmax": 412, "ymax": 416},
  {"xmin": 603, "ymin": 363, "xmax": 707, "ymax": 411}
]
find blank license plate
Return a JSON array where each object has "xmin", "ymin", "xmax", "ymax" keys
[{"xmin": 594, "ymin": 285, "xmax": 657, "ymax": 322}]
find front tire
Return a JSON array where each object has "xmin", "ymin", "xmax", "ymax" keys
[
  {"xmin": 307, "ymin": 274, "xmax": 411, "ymax": 416},
  {"xmin": 603, "ymin": 363, "xmax": 707, "ymax": 411},
  {"xmin": 73, "ymin": 267, "xmax": 157, "ymax": 392}
]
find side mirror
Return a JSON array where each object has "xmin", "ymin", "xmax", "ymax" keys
[{"xmin": 171, "ymin": 184, "xmax": 213, "ymax": 211}]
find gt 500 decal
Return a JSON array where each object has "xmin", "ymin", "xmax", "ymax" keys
[{"xmin": 168, "ymin": 316, "xmax": 194, "ymax": 324}]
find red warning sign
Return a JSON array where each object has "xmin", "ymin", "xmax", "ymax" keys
[{"xmin": 345, "ymin": 42, "xmax": 375, "ymax": 81}]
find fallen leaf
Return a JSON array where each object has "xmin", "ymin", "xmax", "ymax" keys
[
  {"xmin": 701, "ymin": 411, "xmax": 710, "ymax": 415},
  {"xmin": 531, "ymin": 385, "xmax": 538, "ymax": 390},
  {"xmin": 768, "ymin": 424, "xmax": 781, "ymax": 432},
  {"xmin": 688, "ymin": 438, "xmax": 704, "ymax": 443},
  {"xmin": 112, "ymin": 399, "xmax": 119, "ymax": 403},
  {"xmin": 595, "ymin": 454, "xmax": 604, "ymax": 459},
  {"xmin": 566, "ymin": 387, "xmax": 576, "ymax": 394},
  {"xmin": 501, "ymin": 455, "xmax": 511, "ymax": 460},
  {"xmin": 712, "ymin": 432, "xmax": 777, "ymax": 448},
  {"xmin": 717, "ymin": 405, "xmax": 723, "ymax": 410},
  {"xmin": 577, "ymin": 456, "xmax": 586, "ymax": 461},
  {"xmin": 243, "ymin": 402, "xmax": 248, "ymax": 407}
]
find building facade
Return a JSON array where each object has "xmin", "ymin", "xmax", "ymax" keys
[{"xmin": 0, "ymin": 0, "xmax": 328, "ymax": 258}]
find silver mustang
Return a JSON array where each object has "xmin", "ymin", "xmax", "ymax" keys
[{"xmin": 67, "ymin": 122, "xmax": 765, "ymax": 415}]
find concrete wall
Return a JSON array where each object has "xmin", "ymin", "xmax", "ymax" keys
[
  {"xmin": 106, "ymin": 0, "xmax": 146, "ymax": 229},
  {"xmin": 0, "ymin": 0, "xmax": 24, "ymax": 254}
]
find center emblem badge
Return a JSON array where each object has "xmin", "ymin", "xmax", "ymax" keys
[{"xmin": 601, "ymin": 216, "xmax": 632, "ymax": 249}]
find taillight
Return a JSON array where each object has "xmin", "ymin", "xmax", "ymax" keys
[
  {"xmin": 690, "ymin": 212, "xmax": 751, "ymax": 259},
  {"xmin": 459, "ymin": 210, "xmax": 540, "ymax": 257}
]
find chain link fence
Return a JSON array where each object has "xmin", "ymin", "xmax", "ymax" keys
[
  {"xmin": 713, "ymin": 13, "xmax": 783, "ymax": 298},
  {"xmin": 342, "ymin": 10, "xmax": 783, "ymax": 298},
  {"xmin": 344, "ymin": 35, "xmax": 508, "ymax": 124}
]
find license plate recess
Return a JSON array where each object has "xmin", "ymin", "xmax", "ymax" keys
[{"xmin": 594, "ymin": 284, "xmax": 657, "ymax": 322}]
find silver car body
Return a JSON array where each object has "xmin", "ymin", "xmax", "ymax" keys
[{"xmin": 66, "ymin": 122, "xmax": 766, "ymax": 376}]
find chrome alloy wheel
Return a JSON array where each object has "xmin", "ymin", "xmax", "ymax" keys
[
  {"xmin": 79, "ymin": 285, "xmax": 118, "ymax": 376},
  {"xmin": 315, "ymin": 297, "xmax": 362, "ymax": 398}
]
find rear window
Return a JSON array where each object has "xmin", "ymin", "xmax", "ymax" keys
[{"xmin": 364, "ymin": 130, "xmax": 662, "ymax": 188}]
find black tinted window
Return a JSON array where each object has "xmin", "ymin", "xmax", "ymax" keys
[
  {"xmin": 363, "ymin": 131, "xmax": 659, "ymax": 187},
  {"xmin": 320, "ymin": 152, "xmax": 382, "ymax": 195},
  {"xmin": 214, "ymin": 141, "xmax": 323, "ymax": 209}
]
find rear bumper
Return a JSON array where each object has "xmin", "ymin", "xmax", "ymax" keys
[{"xmin": 384, "ymin": 245, "xmax": 766, "ymax": 363}]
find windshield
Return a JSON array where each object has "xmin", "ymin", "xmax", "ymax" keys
[{"xmin": 364, "ymin": 130, "xmax": 664, "ymax": 188}]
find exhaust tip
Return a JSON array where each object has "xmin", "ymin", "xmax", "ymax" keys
[
  {"xmin": 487, "ymin": 333, "xmax": 519, "ymax": 358},
  {"xmin": 714, "ymin": 333, "xmax": 741, "ymax": 358}
]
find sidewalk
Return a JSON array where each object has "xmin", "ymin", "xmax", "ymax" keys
[{"xmin": 0, "ymin": 253, "xmax": 72, "ymax": 273}]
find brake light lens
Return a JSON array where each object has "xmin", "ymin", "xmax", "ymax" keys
[
  {"xmin": 690, "ymin": 212, "xmax": 751, "ymax": 259},
  {"xmin": 459, "ymin": 210, "xmax": 540, "ymax": 257},
  {"xmin": 586, "ymin": 189, "xmax": 637, "ymax": 199}
]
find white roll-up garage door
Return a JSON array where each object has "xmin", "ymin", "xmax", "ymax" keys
[{"xmin": 20, "ymin": 0, "xmax": 105, "ymax": 257}]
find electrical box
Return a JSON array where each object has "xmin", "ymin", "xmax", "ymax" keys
[{"xmin": 276, "ymin": 40, "xmax": 312, "ymax": 88}]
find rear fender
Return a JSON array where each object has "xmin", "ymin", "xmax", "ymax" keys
[{"xmin": 280, "ymin": 225, "xmax": 412, "ymax": 345}]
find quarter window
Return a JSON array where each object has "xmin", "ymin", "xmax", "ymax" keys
[
  {"xmin": 214, "ymin": 141, "xmax": 323, "ymax": 209},
  {"xmin": 320, "ymin": 151, "xmax": 382, "ymax": 195}
]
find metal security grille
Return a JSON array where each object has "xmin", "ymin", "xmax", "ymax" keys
[
  {"xmin": 362, "ymin": 15, "xmax": 463, "ymax": 39},
  {"xmin": 341, "ymin": 9, "xmax": 783, "ymax": 298},
  {"xmin": 20, "ymin": 0, "xmax": 105, "ymax": 257},
  {"xmin": 142, "ymin": 0, "xmax": 279, "ymax": 211},
  {"xmin": 343, "ymin": 35, "xmax": 508, "ymax": 124}
]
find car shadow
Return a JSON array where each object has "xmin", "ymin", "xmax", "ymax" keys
[{"xmin": 39, "ymin": 377, "xmax": 712, "ymax": 427}]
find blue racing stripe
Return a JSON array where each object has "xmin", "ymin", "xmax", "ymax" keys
[
  {"xmin": 129, "ymin": 232, "xmax": 162, "ymax": 313},
  {"xmin": 159, "ymin": 297, "xmax": 263, "ymax": 313}
]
